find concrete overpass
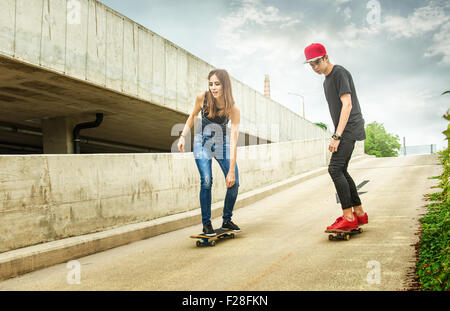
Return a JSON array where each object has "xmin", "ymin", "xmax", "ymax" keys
[{"xmin": 0, "ymin": 0, "xmax": 326, "ymax": 154}]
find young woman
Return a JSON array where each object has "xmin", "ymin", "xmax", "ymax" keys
[{"xmin": 178, "ymin": 69, "xmax": 241, "ymax": 236}]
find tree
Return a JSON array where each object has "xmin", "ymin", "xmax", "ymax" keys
[
  {"xmin": 314, "ymin": 122, "xmax": 327, "ymax": 130},
  {"xmin": 364, "ymin": 121, "xmax": 401, "ymax": 157}
]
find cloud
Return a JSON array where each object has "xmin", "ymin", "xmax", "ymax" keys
[
  {"xmin": 213, "ymin": 0, "xmax": 380, "ymax": 119},
  {"xmin": 362, "ymin": 89, "xmax": 445, "ymax": 149},
  {"xmin": 216, "ymin": 0, "xmax": 300, "ymax": 56},
  {"xmin": 342, "ymin": 7, "xmax": 352, "ymax": 21},
  {"xmin": 380, "ymin": 1, "xmax": 450, "ymax": 64},
  {"xmin": 424, "ymin": 22, "xmax": 450, "ymax": 64},
  {"xmin": 214, "ymin": 0, "xmax": 305, "ymax": 87},
  {"xmin": 213, "ymin": 1, "xmax": 326, "ymax": 119},
  {"xmin": 334, "ymin": 0, "xmax": 352, "ymax": 4},
  {"xmin": 382, "ymin": 2, "xmax": 449, "ymax": 38},
  {"xmin": 211, "ymin": 0, "xmax": 448, "ymax": 148}
]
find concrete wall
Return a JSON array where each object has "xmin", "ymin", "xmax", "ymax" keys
[
  {"xmin": 0, "ymin": 139, "xmax": 364, "ymax": 253},
  {"xmin": 0, "ymin": 0, "xmax": 367, "ymax": 253},
  {"xmin": 0, "ymin": 0, "xmax": 328, "ymax": 143}
]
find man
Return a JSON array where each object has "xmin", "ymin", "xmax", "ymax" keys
[{"xmin": 304, "ymin": 43, "xmax": 368, "ymax": 231}]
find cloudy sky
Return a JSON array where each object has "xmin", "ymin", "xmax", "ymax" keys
[{"xmin": 99, "ymin": 0, "xmax": 449, "ymax": 151}]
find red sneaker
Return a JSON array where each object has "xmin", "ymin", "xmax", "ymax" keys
[
  {"xmin": 326, "ymin": 215, "xmax": 358, "ymax": 232},
  {"xmin": 353, "ymin": 212, "xmax": 368, "ymax": 225}
]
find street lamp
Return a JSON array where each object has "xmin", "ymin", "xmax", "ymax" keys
[{"xmin": 288, "ymin": 92, "xmax": 305, "ymax": 118}]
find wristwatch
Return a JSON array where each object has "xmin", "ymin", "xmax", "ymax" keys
[{"xmin": 332, "ymin": 133, "xmax": 341, "ymax": 140}]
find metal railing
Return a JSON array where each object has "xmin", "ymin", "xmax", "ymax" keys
[{"xmin": 399, "ymin": 144, "xmax": 437, "ymax": 156}]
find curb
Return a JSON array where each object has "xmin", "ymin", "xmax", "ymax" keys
[{"xmin": 0, "ymin": 155, "xmax": 368, "ymax": 281}]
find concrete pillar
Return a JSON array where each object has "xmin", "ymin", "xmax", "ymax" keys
[{"xmin": 42, "ymin": 117, "xmax": 75, "ymax": 154}]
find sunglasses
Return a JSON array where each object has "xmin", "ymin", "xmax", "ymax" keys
[{"xmin": 309, "ymin": 56, "xmax": 325, "ymax": 66}]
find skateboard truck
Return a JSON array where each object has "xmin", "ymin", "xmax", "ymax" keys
[
  {"xmin": 326, "ymin": 228, "xmax": 363, "ymax": 241},
  {"xmin": 190, "ymin": 228, "xmax": 237, "ymax": 247}
]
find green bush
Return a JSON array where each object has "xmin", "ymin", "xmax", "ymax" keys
[{"xmin": 416, "ymin": 93, "xmax": 450, "ymax": 290}]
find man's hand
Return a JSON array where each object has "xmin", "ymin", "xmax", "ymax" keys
[{"xmin": 329, "ymin": 139, "xmax": 340, "ymax": 153}]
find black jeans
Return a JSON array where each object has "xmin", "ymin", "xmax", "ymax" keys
[{"xmin": 328, "ymin": 138, "xmax": 361, "ymax": 210}]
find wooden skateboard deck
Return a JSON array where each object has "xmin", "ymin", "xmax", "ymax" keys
[
  {"xmin": 325, "ymin": 227, "xmax": 363, "ymax": 241},
  {"xmin": 190, "ymin": 228, "xmax": 237, "ymax": 247}
]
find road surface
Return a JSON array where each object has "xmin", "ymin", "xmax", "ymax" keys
[{"xmin": 0, "ymin": 154, "xmax": 441, "ymax": 290}]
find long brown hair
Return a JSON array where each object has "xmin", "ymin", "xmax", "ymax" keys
[{"xmin": 205, "ymin": 69, "xmax": 235, "ymax": 119}]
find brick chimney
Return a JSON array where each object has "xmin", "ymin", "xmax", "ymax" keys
[{"xmin": 264, "ymin": 75, "xmax": 270, "ymax": 98}]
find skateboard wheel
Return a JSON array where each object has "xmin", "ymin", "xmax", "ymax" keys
[
  {"xmin": 328, "ymin": 235, "xmax": 334, "ymax": 241},
  {"xmin": 345, "ymin": 234, "xmax": 350, "ymax": 241},
  {"xmin": 196, "ymin": 241, "xmax": 201, "ymax": 247},
  {"xmin": 230, "ymin": 233, "xmax": 235, "ymax": 239},
  {"xmin": 210, "ymin": 240, "xmax": 216, "ymax": 246},
  {"xmin": 359, "ymin": 228, "xmax": 363, "ymax": 233}
]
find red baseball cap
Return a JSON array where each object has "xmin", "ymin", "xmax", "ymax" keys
[{"xmin": 304, "ymin": 43, "xmax": 327, "ymax": 63}]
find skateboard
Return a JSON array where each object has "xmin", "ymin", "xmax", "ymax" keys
[
  {"xmin": 325, "ymin": 227, "xmax": 363, "ymax": 241},
  {"xmin": 190, "ymin": 228, "xmax": 237, "ymax": 247}
]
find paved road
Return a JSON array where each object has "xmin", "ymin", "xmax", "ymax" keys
[{"xmin": 0, "ymin": 154, "xmax": 441, "ymax": 290}]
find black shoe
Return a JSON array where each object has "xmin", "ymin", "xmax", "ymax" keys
[
  {"xmin": 221, "ymin": 220, "xmax": 241, "ymax": 232},
  {"xmin": 202, "ymin": 222, "xmax": 216, "ymax": 236}
]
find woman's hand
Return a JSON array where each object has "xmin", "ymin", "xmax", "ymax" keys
[
  {"xmin": 177, "ymin": 92, "xmax": 204, "ymax": 153},
  {"xmin": 178, "ymin": 136, "xmax": 185, "ymax": 152},
  {"xmin": 226, "ymin": 170, "xmax": 235, "ymax": 188}
]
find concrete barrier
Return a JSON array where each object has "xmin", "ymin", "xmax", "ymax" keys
[{"xmin": 0, "ymin": 138, "xmax": 364, "ymax": 254}]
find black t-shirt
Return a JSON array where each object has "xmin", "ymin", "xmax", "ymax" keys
[{"xmin": 323, "ymin": 65, "xmax": 366, "ymax": 141}]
